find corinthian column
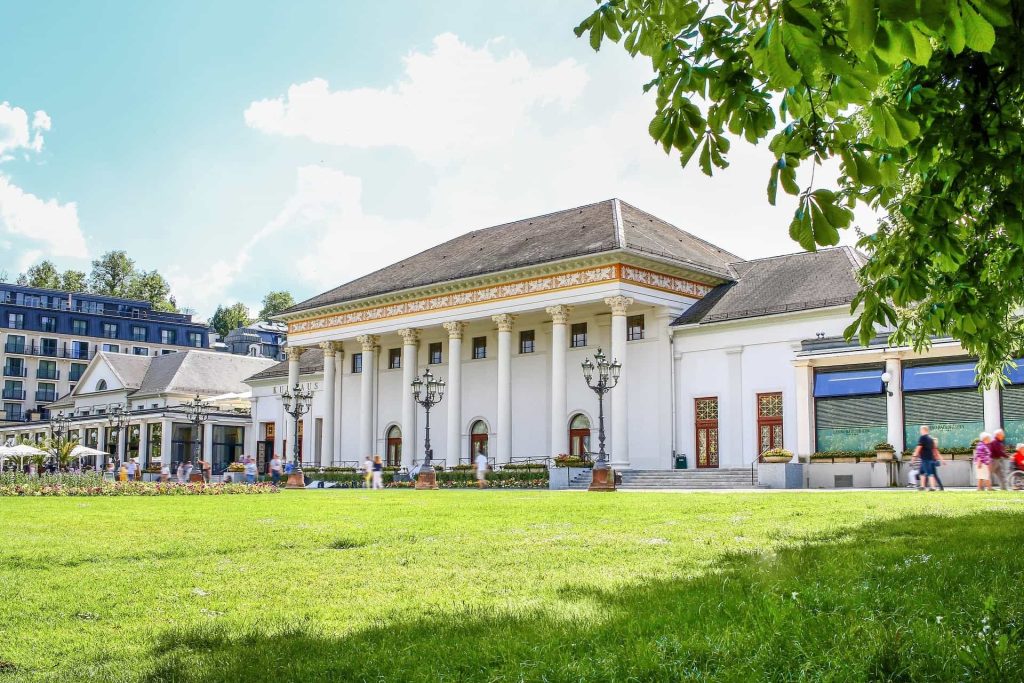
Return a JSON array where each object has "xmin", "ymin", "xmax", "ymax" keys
[
  {"xmin": 398, "ymin": 328, "xmax": 420, "ymax": 468},
  {"xmin": 355, "ymin": 335, "xmax": 379, "ymax": 460},
  {"xmin": 285, "ymin": 345, "xmax": 303, "ymax": 464},
  {"xmin": 492, "ymin": 314, "xmax": 515, "ymax": 463},
  {"xmin": 443, "ymin": 321, "xmax": 465, "ymax": 466},
  {"xmin": 318, "ymin": 342, "xmax": 339, "ymax": 466},
  {"xmin": 605, "ymin": 296, "xmax": 633, "ymax": 469},
  {"xmin": 546, "ymin": 305, "xmax": 571, "ymax": 456}
]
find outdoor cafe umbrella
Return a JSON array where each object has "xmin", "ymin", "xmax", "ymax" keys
[
  {"xmin": 0, "ymin": 442, "xmax": 47, "ymax": 470},
  {"xmin": 69, "ymin": 445, "xmax": 110, "ymax": 461}
]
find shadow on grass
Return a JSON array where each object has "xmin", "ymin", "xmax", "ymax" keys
[{"xmin": 144, "ymin": 510, "xmax": 1024, "ymax": 682}]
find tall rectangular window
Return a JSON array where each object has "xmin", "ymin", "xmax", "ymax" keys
[
  {"xmin": 7, "ymin": 313, "xmax": 24, "ymax": 329},
  {"xmin": 757, "ymin": 392, "xmax": 784, "ymax": 454},
  {"xmin": 388, "ymin": 348, "xmax": 401, "ymax": 369},
  {"xmin": 70, "ymin": 340, "xmax": 89, "ymax": 360},
  {"xmin": 160, "ymin": 329, "xmax": 176, "ymax": 345},
  {"xmin": 102, "ymin": 323, "xmax": 118, "ymax": 339},
  {"xmin": 695, "ymin": 397, "xmax": 719, "ymax": 468},
  {"xmin": 428, "ymin": 342, "xmax": 442, "ymax": 365},
  {"xmin": 37, "ymin": 360, "xmax": 57, "ymax": 380},
  {"xmin": 40, "ymin": 315, "xmax": 56, "ymax": 332},
  {"xmin": 626, "ymin": 315, "xmax": 645, "ymax": 341},
  {"xmin": 36, "ymin": 382, "xmax": 57, "ymax": 402},
  {"xmin": 570, "ymin": 322, "xmax": 588, "ymax": 348},
  {"xmin": 39, "ymin": 338, "xmax": 57, "ymax": 356},
  {"xmin": 188, "ymin": 331, "xmax": 203, "ymax": 347},
  {"xmin": 519, "ymin": 330, "xmax": 535, "ymax": 354},
  {"xmin": 351, "ymin": 352, "xmax": 363, "ymax": 374},
  {"xmin": 472, "ymin": 336, "xmax": 487, "ymax": 360},
  {"xmin": 4, "ymin": 334, "xmax": 25, "ymax": 354},
  {"xmin": 69, "ymin": 363, "xmax": 87, "ymax": 382},
  {"xmin": 131, "ymin": 325, "xmax": 146, "ymax": 341},
  {"xmin": 72, "ymin": 319, "xmax": 88, "ymax": 336}
]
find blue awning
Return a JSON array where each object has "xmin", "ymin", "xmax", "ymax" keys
[
  {"xmin": 1005, "ymin": 360, "xmax": 1024, "ymax": 385},
  {"xmin": 903, "ymin": 362, "xmax": 978, "ymax": 391},
  {"xmin": 814, "ymin": 369, "xmax": 884, "ymax": 397}
]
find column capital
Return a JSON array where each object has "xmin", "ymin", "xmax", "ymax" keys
[
  {"xmin": 545, "ymin": 305, "xmax": 572, "ymax": 325},
  {"xmin": 442, "ymin": 321, "xmax": 466, "ymax": 340},
  {"xmin": 318, "ymin": 341, "xmax": 342, "ymax": 354},
  {"xmin": 285, "ymin": 346, "xmax": 305, "ymax": 362},
  {"xmin": 492, "ymin": 314, "xmax": 516, "ymax": 333},
  {"xmin": 397, "ymin": 328, "xmax": 420, "ymax": 346},
  {"xmin": 604, "ymin": 296, "xmax": 634, "ymax": 315},
  {"xmin": 355, "ymin": 334, "xmax": 379, "ymax": 352}
]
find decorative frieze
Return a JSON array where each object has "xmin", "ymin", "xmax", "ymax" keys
[{"xmin": 620, "ymin": 265, "xmax": 712, "ymax": 298}]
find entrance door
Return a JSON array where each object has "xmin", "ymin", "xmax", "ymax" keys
[
  {"xmin": 386, "ymin": 426, "xmax": 402, "ymax": 467},
  {"xmin": 694, "ymin": 397, "xmax": 719, "ymax": 468},
  {"xmin": 757, "ymin": 392, "xmax": 784, "ymax": 454},
  {"xmin": 568, "ymin": 413, "xmax": 591, "ymax": 457},
  {"xmin": 469, "ymin": 420, "xmax": 488, "ymax": 464}
]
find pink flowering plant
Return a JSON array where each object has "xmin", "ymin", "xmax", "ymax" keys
[{"xmin": 0, "ymin": 472, "xmax": 279, "ymax": 497}]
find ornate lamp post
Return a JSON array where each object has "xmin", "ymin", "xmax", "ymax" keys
[
  {"xmin": 281, "ymin": 383, "xmax": 313, "ymax": 489},
  {"xmin": 48, "ymin": 410, "xmax": 71, "ymax": 471},
  {"xmin": 105, "ymin": 403, "xmax": 133, "ymax": 470},
  {"xmin": 581, "ymin": 347, "xmax": 621, "ymax": 491},
  {"xmin": 182, "ymin": 395, "xmax": 212, "ymax": 482},
  {"xmin": 411, "ymin": 368, "xmax": 445, "ymax": 489}
]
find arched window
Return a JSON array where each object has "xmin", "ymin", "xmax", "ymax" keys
[
  {"xmin": 385, "ymin": 425, "xmax": 402, "ymax": 467},
  {"xmin": 469, "ymin": 420, "xmax": 488, "ymax": 464},
  {"xmin": 248, "ymin": 344, "xmax": 260, "ymax": 357},
  {"xmin": 95, "ymin": 379, "xmax": 107, "ymax": 391},
  {"xmin": 569, "ymin": 413, "xmax": 591, "ymax": 457}
]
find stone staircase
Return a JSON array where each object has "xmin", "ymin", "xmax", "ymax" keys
[
  {"xmin": 617, "ymin": 468, "xmax": 757, "ymax": 490},
  {"xmin": 567, "ymin": 469, "xmax": 593, "ymax": 489}
]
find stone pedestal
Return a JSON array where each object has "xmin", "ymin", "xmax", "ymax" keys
[
  {"xmin": 588, "ymin": 467, "xmax": 616, "ymax": 492},
  {"xmin": 285, "ymin": 470, "xmax": 306, "ymax": 489},
  {"xmin": 415, "ymin": 469, "xmax": 438, "ymax": 490}
]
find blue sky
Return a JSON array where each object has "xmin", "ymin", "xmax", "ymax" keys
[{"xmin": 0, "ymin": 1, "xmax": 860, "ymax": 318}]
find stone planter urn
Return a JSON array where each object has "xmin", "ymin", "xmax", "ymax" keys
[
  {"xmin": 761, "ymin": 448, "xmax": 793, "ymax": 464},
  {"xmin": 874, "ymin": 443, "xmax": 896, "ymax": 462}
]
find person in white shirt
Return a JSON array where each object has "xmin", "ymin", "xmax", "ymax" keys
[
  {"xmin": 244, "ymin": 457, "xmax": 258, "ymax": 484},
  {"xmin": 269, "ymin": 455, "xmax": 283, "ymax": 486},
  {"xmin": 126, "ymin": 458, "xmax": 139, "ymax": 481},
  {"xmin": 177, "ymin": 459, "xmax": 192, "ymax": 484},
  {"xmin": 475, "ymin": 451, "xmax": 489, "ymax": 489},
  {"xmin": 362, "ymin": 456, "xmax": 373, "ymax": 489}
]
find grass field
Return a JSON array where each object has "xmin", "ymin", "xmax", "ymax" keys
[{"xmin": 1, "ymin": 490, "xmax": 1022, "ymax": 682}]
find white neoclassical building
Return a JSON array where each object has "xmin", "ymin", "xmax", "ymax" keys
[{"xmin": 246, "ymin": 200, "xmax": 1021, "ymax": 479}]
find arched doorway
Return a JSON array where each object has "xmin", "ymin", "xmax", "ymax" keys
[
  {"xmin": 568, "ymin": 413, "xmax": 591, "ymax": 457},
  {"xmin": 385, "ymin": 425, "xmax": 402, "ymax": 467},
  {"xmin": 469, "ymin": 420, "xmax": 488, "ymax": 464}
]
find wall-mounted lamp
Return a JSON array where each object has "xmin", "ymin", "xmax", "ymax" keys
[{"xmin": 881, "ymin": 371, "xmax": 893, "ymax": 396}]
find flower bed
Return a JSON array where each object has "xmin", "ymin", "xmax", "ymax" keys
[
  {"xmin": 553, "ymin": 455, "xmax": 592, "ymax": 468},
  {"xmin": 810, "ymin": 451, "xmax": 877, "ymax": 463},
  {"xmin": 0, "ymin": 472, "xmax": 279, "ymax": 496}
]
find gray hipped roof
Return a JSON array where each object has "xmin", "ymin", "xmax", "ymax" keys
[
  {"xmin": 133, "ymin": 351, "xmax": 276, "ymax": 396},
  {"xmin": 673, "ymin": 247, "xmax": 865, "ymax": 325},
  {"xmin": 247, "ymin": 347, "xmax": 324, "ymax": 383},
  {"xmin": 102, "ymin": 353, "xmax": 152, "ymax": 390},
  {"xmin": 282, "ymin": 199, "xmax": 742, "ymax": 315}
]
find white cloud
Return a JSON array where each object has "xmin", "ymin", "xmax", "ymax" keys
[
  {"xmin": 244, "ymin": 33, "xmax": 588, "ymax": 161},
  {"xmin": 0, "ymin": 174, "xmax": 86, "ymax": 258},
  {"xmin": 0, "ymin": 102, "xmax": 50, "ymax": 157},
  {"xmin": 231, "ymin": 33, "xmax": 867, "ymax": 312}
]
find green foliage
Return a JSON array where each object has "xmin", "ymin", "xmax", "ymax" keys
[
  {"xmin": 874, "ymin": 442, "xmax": 896, "ymax": 451},
  {"xmin": 576, "ymin": 0, "xmax": 1024, "ymax": 383},
  {"xmin": 209, "ymin": 302, "xmax": 253, "ymax": 338},
  {"xmin": 258, "ymin": 290, "xmax": 295, "ymax": 320},
  {"xmin": 16, "ymin": 260, "xmax": 62, "ymax": 289},
  {"xmin": 810, "ymin": 450, "xmax": 877, "ymax": 460}
]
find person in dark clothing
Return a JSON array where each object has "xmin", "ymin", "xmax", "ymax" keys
[
  {"xmin": 914, "ymin": 426, "xmax": 940, "ymax": 491},
  {"xmin": 990, "ymin": 429, "xmax": 1009, "ymax": 490}
]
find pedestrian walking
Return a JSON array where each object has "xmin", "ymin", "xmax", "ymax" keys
[
  {"xmin": 177, "ymin": 459, "xmax": 192, "ymax": 484},
  {"xmin": 269, "ymin": 454, "xmax": 283, "ymax": 486},
  {"xmin": 371, "ymin": 454, "xmax": 384, "ymax": 489},
  {"xmin": 974, "ymin": 432, "xmax": 994, "ymax": 491},
  {"xmin": 362, "ymin": 455, "xmax": 373, "ymax": 489},
  {"xmin": 990, "ymin": 429, "xmax": 1010, "ymax": 490},
  {"xmin": 1015, "ymin": 443, "xmax": 1024, "ymax": 473},
  {"xmin": 126, "ymin": 458, "xmax": 139, "ymax": 481},
  {"xmin": 244, "ymin": 456, "xmax": 257, "ymax": 484},
  {"xmin": 913, "ymin": 425, "xmax": 939, "ymax": 491},
  {"xmin": 475, "ymin": 450, "xmax": 489, "ymax": 489},
  {"xmin": 159, "ymin": 462, "xmax": 170, "ymax": 482},
  {"xmin": 906, "ymin": 451, "xmax": 921, "ymax": 488}
]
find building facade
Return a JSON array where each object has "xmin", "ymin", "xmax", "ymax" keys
[
  {"xmin": 0, "ymin": 284, "xmax": 211, "ymax": 424},
  {"xmin": 0, "ymin": 349, "xmax": 275, "ymax": 473},
  {"xmin": 220, "ymin": 321, "xmax": 287, "ymax": 361},
  {"xmin": 243, "ymin": 200, "xmax": 1011, "ymax": 480}
]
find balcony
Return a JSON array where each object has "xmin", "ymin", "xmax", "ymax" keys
[
  {"xmin": 3, "ymin": 366, "xmax": 27, "ymax": 377},
  {"xmin": 4, "ymin": 341, "xmax": 25, "ymax": 354},
  {"xmin": 2, "ymin": 389, "xmax": 26, "ymax": 400},
  {"xmin": 6, "ymin": 343, "xmax": 93, "ymax": 360},
  {"xmin": 3, "ymin": 409, "xmax": 24, "ymax": 421},
  {"xmin": 36, "ymin": 369, "xmax": 60, "ymax": 380},
  {"xmin": 35, "ymin": 390, "xmax": 57, "ymax": 402}
]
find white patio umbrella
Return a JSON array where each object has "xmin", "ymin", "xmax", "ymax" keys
[
  {"xmin": 0, "ymin": 443, "xmax": 47, "ymax": 470},
  {"xmin": 69, "ymin": 445, "xmax": 110, "ymax": 460}
]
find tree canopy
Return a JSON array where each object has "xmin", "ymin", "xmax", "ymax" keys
[
  {"xmin": 258, "ymin": 290, "xmax": 295, "ymax": 320},
  {"xmin": 576, "ymin": 0, "xmax": 1024, "ymax": 382},
  {"xmin": 210, "ymin": 302, "xmax": 253, "ymax": 338}
]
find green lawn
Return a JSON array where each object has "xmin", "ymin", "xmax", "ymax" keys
[{"xmin": 1, "ymin": 490, "xmax": 1022, "ymax": 682}]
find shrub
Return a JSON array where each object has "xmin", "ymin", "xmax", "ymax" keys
[
  {"xmin": 502, "ymin": 463, "xmax": 548, "ymax": 471},
  {"xmin": 873, "ymin": 442, "xmax": 895, "ymax": 451},
  {"xmin": 761, "ymin": 448, "xmax": 792, "ymax": 459},
  {"xmin": 810, "ymin": 451, "xmax": 876, "ymax": 461},
  {"xmin": 553, "ymin": 455, "xmax": 592, "ymax": 468},
  {"xmin": 0, "ymin": 473, "xmax": 279, "ymax": 497}
]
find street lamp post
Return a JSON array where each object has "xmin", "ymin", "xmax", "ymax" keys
[
  {"xmin": 281, "ymin": 383, "xmax": 313, "ymax": 489},
  {"xmin": 182, "ymin": 395, "xmax": 212, "ymax": 482},
  {"xmin": 105, "ymin": 404, "xmax": 132, "ymax": 471},
  {"xmin": 411, "ymin": 368, "xmax": 445, "ymax": 489},
  {"xmin": 48, "ymin": 410, "xmax": 71, "ymax": 471},
  {"xmin": 581, "ymin": 347, "xmax": 621, "ymax": 492}
]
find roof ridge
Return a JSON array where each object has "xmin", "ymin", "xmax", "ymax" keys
[
  {"xmin": 616, "ymin": 199, "xmax": 746, "ymax": 264},
  {"xmin": 727, "ymin": 246, "xmax": 848, "ymax": 267}
]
